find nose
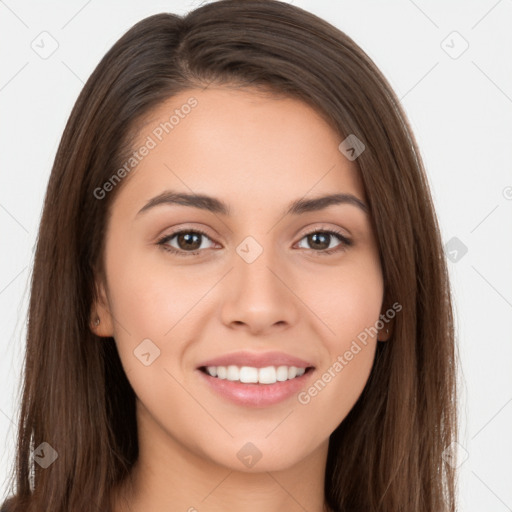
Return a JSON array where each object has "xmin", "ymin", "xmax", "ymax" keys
[{"xmin": 220, "ymin": 244, "xmax": 300, "ymax": 336}]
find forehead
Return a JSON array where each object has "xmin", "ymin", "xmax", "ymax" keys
[{"xmin": 119, "ymin": 86, "xmax": 366, "ymax": 215}]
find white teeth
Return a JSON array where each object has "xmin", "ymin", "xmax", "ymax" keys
[
  {"xmin": 226, "ymin": 365, "xmax": 239, "ymax": 381},
  {"xmin": 239, "ymin": 366, "xmax": 258, "ymax": 383},
  {"xmin": 258, "ymin": 366, "xmax": 276, "ymax": 384},
  {"xmin": 276, "ymin": 366, "xmax": 289, "ymax": 381},
  {"xmin": 203, "ymin": 365, "xmax": 308, "ymax": 384}
]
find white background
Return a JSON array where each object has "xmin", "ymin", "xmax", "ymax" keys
[{"xmin": 1, "ymin": 1, "xmax": 511, "ymax": 510}]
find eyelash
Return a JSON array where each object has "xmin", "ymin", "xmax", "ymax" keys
[{"xmin": 156, "ymin": 227, "xmax": 353, "ymax": 258}]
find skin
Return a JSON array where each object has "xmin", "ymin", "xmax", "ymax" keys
[{"xmin": 92, "ymin": 86, "xmax": 391, "ymax": 512}]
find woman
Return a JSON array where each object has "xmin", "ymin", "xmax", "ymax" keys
[{"xmin": 2, "ymin": 1, "xmax": 458, "ymax": 511}]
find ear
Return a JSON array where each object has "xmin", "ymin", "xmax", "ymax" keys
[
  {"xmin": 90, "ymin": 277, "xmax": 115, "ymax": 337},
  {"xmin": 377, "ymin": 319, "xmax": 393, "ymax": 342},
  {"xmin": 377, "ymin": 301, "xmax": 395, "ymax": 342}
]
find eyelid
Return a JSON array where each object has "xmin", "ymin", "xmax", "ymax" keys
[{"xmin": 295, "ymin": 223, "xmax": 351, "ymax": 241}]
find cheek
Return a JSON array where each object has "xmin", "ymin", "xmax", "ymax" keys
[
  {"xmin": 297, "ymin": 255, "xmax": 382, "ymax": 412},
  {"xmin": 103, "ymin": 252, "xmax": 196, "ymax": 420},
  {"xmin": 104, "ymin": 234, "xmax": 198, "ymax": 337},
  {"xmin": 102, "ymin": 234, "xmax": 192, "ymax": 383},
  {"xmin": 293, "ymin": 272, "xmax": 382, "ymax": 435},
  {"xmin": 306, "ymin": 252, "xmax": 384, "ymax": 345}
]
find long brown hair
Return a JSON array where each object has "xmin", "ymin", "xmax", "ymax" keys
[{"xmin": 3, "ymin": 1, "xmax": 458, "ymax": 510}]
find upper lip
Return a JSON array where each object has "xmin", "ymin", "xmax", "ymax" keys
[{"xmin": 197, "ymin": 350, "xmax": 314, "ymax": 369}]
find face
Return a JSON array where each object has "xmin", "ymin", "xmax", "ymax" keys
[{"xmin": 93, "ymin": 86, "xmax": 388, "ymax": 473}]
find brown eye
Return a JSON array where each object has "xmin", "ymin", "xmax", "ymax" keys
[
  {"xmin": 175, "ymin": 232, "xmax": 202, "ymax": 251},
  {"xmin": 157, "ymin": 229, "xmax": 215, "ymax": 256},
  {"xmin": 306, "ymin": 232, "xmax": 331, "ymax": 250},
  {"xmin": 296, "ymin": 229, "xmax": 352, "ymax": 255}
]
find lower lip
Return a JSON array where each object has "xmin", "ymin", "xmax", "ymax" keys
[{"xmin": 197, "ymin": 368, "xmax": 315, "ymax": 407}]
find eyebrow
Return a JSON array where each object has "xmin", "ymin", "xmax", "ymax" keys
[{"xmin": 136, "ymin": 190, "xmax": 368, "ymax": 218}]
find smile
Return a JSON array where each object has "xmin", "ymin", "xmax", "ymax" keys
[
  {"xmin": 200, "ymin": 365, "xmax": 309, "ymax": 384},
  {"xmin": 197, "ymin": 365, "xmax": 315, "ymax": 407}
]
